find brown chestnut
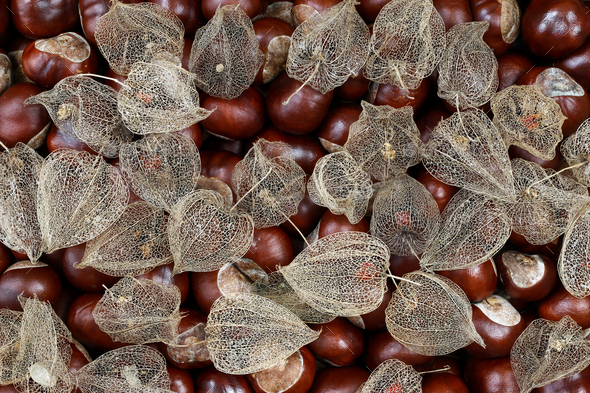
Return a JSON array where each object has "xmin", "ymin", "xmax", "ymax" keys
[
  {"xmin": 253, "ymin": 17, "xmax": 294, "ymax": 85},
  {"xmin": 508, "ymin": 231, "xmax": 560, "ymax": 258},
  {"xmin": 46, "ymin": 124, "xmax": 98, "ymax": 155},
  {"xmin": 367, "ymin": 78, "xmax": 430, "ymax": 116},
  {"xmin": 245, "ymin": 226, "xmax": 295, "ymax": 273},
  {"xmin": 389, "ymin": 254, "xmax": 421, "ymax": 277},
  {"xmin": 355, "ymin": 0, "xmax": 389, "ymax": 23},
  {"xmin": 162, "ymin": 308, "xmax": 211, "ymax": 369},
  {"xmin": 147, "ymin": 0, "xmax": 205, "ymax": 37},
  {"xmin": 168, "ymin": 365, "xmax": 196, "ymax": 393},
  {"xmin": 137, "ymin": 263, "xmax": 190, "ymax": 304},
  {"xmin": 62, "ymin": 243, "xmax": 119, "ymax": 293},
  {"xmin": 0, "ymin": 0, "xmax": 8, "ymax": 36},
  {"xmin": 194, "ymin": 366, "xmax": 254, "ymax": 393},
  {"xmin": 497, "ymin": 250, "xmax": 558, "ymax": 302},
  {"xmin": 308, "ymin": 317, "xmax": 363, "ymax": 366},
  {"xmin": 317, "ymin": 103, "xmax": 362, "ymax": 153},
  {"xmin": 334, "ymin": 72, "xmax": 370, "ymax": 101},
  {"xmin": 534, "ymin": 366, "xmax": 590, "ymax": 393},
  {"xmin": 11, "ymin": 0, "xmax": 79, "ymax": 39},
  {"xmin": 469, "ymin": 0, "xmax": 520, "ymax": 55},
  {"xmin": 556, "ymin": 38, "xmax": 590, "ymax": 93},
  {"xmin": 508, "ymin": 145, "xmax": 561, "ymax": 171},
  {"xmin": 363, "ymin": 329, "xmax": 433, "ymax": 370},
  {"xmin": 201, "ymin": 135, "xmax": 245, "ymax": 156},
  {"xmin": 496, "ymin": 52, "xmax": 534, "ymax": 92},
  {"xmin": 538, "ymin": 283, "xmax": 590, "ymax": 328},
  {"xmin": 201, "ymin": 0, "xmax": 267, "ymax": 21},
  {"xmin": 432, "ymin": 0, "xmax": 473, "ymax": 31},
  {"xmin": 437, "ymin": 259, "xmax": 497, "ymax": 302},
  {"xmin": 79, "ymin": 0, "xmax": 143, "ymax": 46},
  {"xmin": 174, "ymin": 122, "xmax": 205, "ymax": 150},
  {"xmin": 415, "ymin": 356, "xmax": 462, "ymax": 378},
  {"xmin": 464, "ymin": 356, "xmax": 519, "ymax": 393},
  {"xmin": 308, "ymin": 366, "xmax": 370, "ymax": 393},
  {"xmin": 281, "ymin": 177, "xmax": 327, "ymax": 237},
  {"xmin": 0, "ymin": 260, "xmax": 62, "ymax": 311},
  {"xmin": 291, "ymin": 0, "xmax": 340, "ymax": 26},
  {"xmin": 317, "ymin": 209, "xmax": 370, "ymax": 239},
  {"xmin": 422, "ymin": 373, "xmax": 470, "ymax": 393},
  {"xmin": 416, "ymin": 167, "xmax": 460, "ymax": 212},
  {"xmin": 247, "ymin": 347, "xmax": 315, "ymax": 393},
  {"xmin": 200, "ymin": 150, "xmax": 241, "ymax": 200}
]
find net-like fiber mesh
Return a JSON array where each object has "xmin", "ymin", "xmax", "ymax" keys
[
  {"xmin": 189, "ymin": 5, "xmax": 265, "ymax": 100},
  {"xmin": 94, "ymin": 1, "xmax": 185, "ymax": 76},
  {"xmin": 168, "ymin": 189, "xmax": 254, "ymax": 273},
  {"xmin": 285, "ymin": 0, "xmax": 370, "ymax": 94},
  {"xmin": 344, "ymin": 101, "xmax": 423, "ymax": 182},
  {"xmin": 558, "ymin": 204, "xmax": 590, "ymax": 298},
  {"xmin": 119, "ymin": 133, "xmax": 201, "ymax": 212},
  {"xmin": 561, "ymin": 119, "xmax": 590, "ymax": 186},
  {"xmin": 364, "ymin": 0, "xmax": 445, "ymax": 91},
  {"xmin": 358, "ymin": 359, "xmax": 422, "ymax": 393},
  {"xmin": 385, "ymin": 271, "xmax": 485, "ymax": 356},
  {"xmin": 92, "ymin": 277, "xmax": 182, "ymax": 345},
  {"xmin": 370, "ymin": 174, "xmax": 440, "ymax": 257},
  {"xmin": 0, "ymin": 309, "xmax": 22, "ymax": 385},
  {"xmin": 279, "ymin": 231, "xmax": 390, "ymax": 317},
  {"xmin": 37, "ymin": 149, "xmax": 129, "ymax": 254},
  {"xmin": 510, "ymin": 316, "xmax": 590, "ymax": 393},
  {"xmin": 307, "ymin": 151, "xmax": 373, "ymax": 225},
  {"xmin": 491, "ymin": 85, "xmax": 565, "ymax": 161},
  {"xmin": 205, "ymin": 292, "xmax": 320, "ymax": 375},
  {"xmin": 437, "ymin": 21, "xmax": 499, "ymax": 110},
  {"xmin": 77, "ymin": 201, "xmax": 172, "ymax": 277}
]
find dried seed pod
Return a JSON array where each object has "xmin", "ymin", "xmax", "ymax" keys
[
  {"xmin": 0, "ymin": 309, "xmax": 22, "ymax": 385},
  {"xmin": 37, "ymin": 149, "xmax": 129, "ymax": 254},
  {"xmin": 205, "ymin": 292, "xmax": 320, "ymax": 375},
  {"xmin": 280, "ymin": 231, "xmax": 390, "ymax": 317},
  {"xmin": 94, "ymin": 0, "xmax": 184, "ymax": 76},
  {"xmin": 364, "ymin": 0, "xmax": 445, "ymax": 91},
  {"xmin": 370, "ymin": 174, "xmax": 440, "ymax": 257},
  {"xmin": 344, "ymin": 101, "xmax": 423, "ymax": 182},
  {"xmin": 189, "ymin": 5, "xmax": 265, "ymax": 100},
  {"xmin": 510, "ymin": 316, "xmax": 590, "ymax": 393},
  {"xmin": 491, "ymin": 85, "xmax": 565, "ymax": 161},
  {"xmin": 168, "ymin": 189, "xmax": 254, "ymax": 273},
  {"xmin": 92, "ymin": 277, "xmax": 182, "ymax": 345},
  {"xmin": 307, "ymin": 151, "xmax": 373, "ymax": 225},
  {"xmin": 558, "ymin": 204, "xmax": 590, "ymax": 298},
  {"xmin": 77, "ymin": 201, "xmax": 172, "ymax": 277},
  {"xmin": 232, "ymin": 139, "xmax": 306, "ymax": 229},
  {"xmin": 385, "ymin": 271, "xmax": 485, "ymax": 356},
  {"xmin": 437, "ymin": 21, "xmax": 499, "ymax": 110},
  {"xmin": 561, "ymin": 118, "xmax": 590, "ymax": 186},
  {"xmin": 358, "ymin": 359, "xmax": 422, "ymax": 393},
  {"xmin": 119, "ymin": 133, "xmax": 201, "ymax": 212}
]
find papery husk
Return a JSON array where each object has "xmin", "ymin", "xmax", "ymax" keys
[
  {"xmin": 358, "ymin": 359, "xmax": 422, "ymax": 393},
  {"xmin": 557, "ymin": 203, "xmax": 590, "ymax": 298},
  {"xmin": 561, "ymin": 118, "xmax": 590, "ymax": 186},
  {"xmin": 0, "ymin": 308, "xmax": 22, "ymax": 385}
]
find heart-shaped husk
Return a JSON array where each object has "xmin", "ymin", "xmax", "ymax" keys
[
  {"xmin": 0, "ymin": 309, "xmax": 22, "ymax": 385},
  {"xmin": 557, "ymin": 203, "xmax": 590, "ymax": 298},
  {"xmin": 561, "ymin": 118, "xmax": 590, "ymax": 186},
  {"xmin": 358, "ymin": 359, "xmax": 422, "ymax": 393}
]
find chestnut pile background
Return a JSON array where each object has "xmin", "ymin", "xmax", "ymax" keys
[{"xmin": 1, "ymin": 0, "xmax": 590, "ymax": 392}]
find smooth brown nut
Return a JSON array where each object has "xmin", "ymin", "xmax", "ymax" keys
[
  {"xmin": 556, "ymin": 38, "xmax": 590, "ymax": 93},
  {"xmin": 464, "ymin": 356, "xmax": 519, "ymax": 393},
  {"xmin": 317, "ymin": 103, "xmax": 362, "ymax": 153},
  {"xmin": 291, "ymin": 0, "xmax": 340, "ymax": 26},
  {"xmin": 247, "ymin": 347, "xmax": 315, "ymax": 393},
  {"xmin": 334, "ymin": 72, "xmax": 370, "ymax": 102},
  {"xmin": 367, "ymin": 78, "xmax": 431, "ymax": 116},
  {"xmin": 496, "ymin": 52, "xmax": 534, "ymax": 92},
  {"xmin": 317, "ymin": 209, "xmax": 370, "ymax": 239},
  {"xmin": 200, "ymin": 149, "xmax": 242, "ymax": 199},
  {"xmin": 538, "ymin": 283, "xmax": 590, "ymax": 329},
  {"xmin": 168, "ymin": 365, "xmax": 196, "ymax": 393},
  {"xmin": 0, "ymin": 260, "xmax": 62, "ymax": 311},
  {"xmin": 46, "ymin": 123, "xmax": 97, "ymax": 155},
  {"xmin": 253, "ymin": 17, "xmax": 294, "ymax": 85},
  {"xmin": 437, "ymin": 259, "xmax": 497, "ymax": 302},
  {"xmin": 79, "ymin": 0, "xmax": 143, "ymax": 46},
  {"xmin": 363, "ymin": 329, "xmax": 433, "ymax": 370},
  {"xmin": 11, "ymin": 0, "xmax": 79, "ymax": 39},
  {"xmin": 137, "ymin": 263, "xmax": 190, "ymax": 304},
  {"xmin": 245, "ymin": 226, "xmax": 294, "ymax": 273},
  {"xmin": 508, "ymin": 145, "xmax": 561, "ymax": 171},
  {"xmin": 432, "ymin": 0, "xmax": 473, "ymax": 31},
  {"xmin": 194, "ymin": 365, "xmax": 254, "ymax": 393},
  {"xmin": 469, "ymin": 0, "xmax": 520, "ymax": 55},
  {"xmin": 62, "ymin": 243, "xmax": 119, "ymax": 293},
  {"xmin": 280, "ymin": 176, "xmax": 326, "ymax": 237},
  {"xmin": 348, "ymin": 281, "xmax": 393, "ymax": 331},
  {"xmin": 162, "ymin": 308, "xmax": 212, "ymax": 370},
  {"xmin": 422, "ymin": 373, "xmax": 470, "ymax": 393},
  {"xmin": 416, "ymin": 167, "xmax": 460, "ymax": 212},
  {"xmin": 308, "ymin": 318, "xmax": 363, "ymax": 366},
  {"xmin": 496, "ymin": 250, "xmax": 557, "ymax": 302},
  {"xmin": 308, "ymin": 366, "xmax": 370, "ymax": 393}
]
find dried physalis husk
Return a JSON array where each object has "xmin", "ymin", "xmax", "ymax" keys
[
  {"xmin": 286, "ymin": 0, "xmax": 370, "ymax": 94},
  {"xmin": 421, "ymin": 189, "xmax": 511, "ymax": 271},
  {"xmin": 118, "ymin": 60, "xmax": 213, "ymax": 135},
  {"xmin": 119, "ymin": 133, "xmax": 201, "ymax": 212},
  {"xmin": 370, "ymin": 174, "xmax": 440, "ymax": 257},
  {"xmin": 385, "ymin": 271, "xmax": 485, "ymax": 356},
  {"xmin": 189, "ymin": 5, "xmax": 264, "ymax": 100},
  {"xmin": 94, "ymin": 0, "xmax": 184, "ymax": 76},
  {"xmin": 0, "ymin": 143, "xmax": 43, "ymax": 262},
  {"xmin": 280, "ymin": 232, "xmax": 390, "ymax": 317},
  {"xmin": 24, "ymin": 76, "xmax": 132, "ymax": 158},
  {"xmin": 232, "ymin": 139, "xmax": 306, "ymax": 229},
  {"xmin": 205, "ymin": 292, "xmax": 320, "ymax": 375},
  {"xmin": 358, "ymin": 359, "xmax": 422, "ymax": 393},
  {"xmin": 344, "ymin": 101, "xmax": 423, "ymax": 182},
  {"xmin": 558, "ymin": 204, "xmax": 590, "ymax": 298},
  {"xmin": 168, "ymin": 189, "xmax": 254, "ymax": 273},
  {"xmin": 561, "ymin": 118, "xmax": 590, "ymax": 186},
  {"xmin": 491, "ymin": 85, "xmax": 565, "ymax": 160},
  {"xmin": 77, "ymin": 201, "xmax": 172, "ymax": 277},
  {"xmin": 510, "ymin": 316, "xmax": 590, "ymax": 393},
  {"xmin": 307, "ymin": 151, "xmax": 373, "ymax": 225},
  {"xmin": 422, "ymin": 108, "xmax": 515, "ymax": 202},
  {"xmin": 437, "ymin": 21, "xmax": 499, "ymax": 110},
  {"xmin": 0, "ymin": 309, "xmax": 21, "ymax": 385},
  {"xmin": 37, "ymin": 149, "xmax": 129, "ymax": 254},
  {"xmin": 364, "ymin": 0, "xmax": 445, "ymax": 91}
]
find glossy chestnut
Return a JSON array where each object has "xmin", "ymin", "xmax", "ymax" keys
[
  {"xmin": 291, "ymin": 0, "xmax": 340, "ymax": 26},
  {"xmin": 253, "ymin": 17, "xmax": 294, "ymax": 84},
  {"xmin": 162, "ymin": 308, "xmax": 211, "ymax": 369},
  {"xmin": 308, "ymin": 366, "xmax": 370, "ymax": 393},
  {"xmin": 363, "ymin": 329, "xmax": 433, "ymax": 370},
  {"xmin": 432, "ymin": 0, "xmax": 473, "ymax": 31},
  {"xmin": 469, "ymin": 0, "xmax": 520, "ymax": 55},
  {"xmin": 317, "ymin": 210, "xmax": 370, "ymax": 239},
  {"xmin": 175, "ymin": 122, "xmax": 205, "ymax": 150},
  {"xmin": 367, "ymin": 78, "xmax": 430, "ymax": 116},
  {"xmin": 137, "ymin": 263, "xmax": 190, "ymax": 304},
  {"xmin": 556, "ymin": 38, "xmax": 590, "ymax": 93},
  {"xmin": 201, "ymin": 135, "xmax": 245, "ymax": 156},
  {"xmin": 334, "ymin": 72, "xmax": 370, "ymax": 101},
  {"xmin": 46, "ymin": 124, "xmax": 98, "ymax": 155},
  {"xmin": 496, "ymin": 52, "xmax": 534, "ymax": 92},
  {"xmin": 355, "ymin": 0, "xmax": 389, "ymax": 23},
  {"xmin": 245, "ymin": 226, "xmax": 295, "ymax": 273},
  {"xmin": 79, "ymin": 0, "xmax": 144, "ymax": 46},
  {"xmin": 308, "ymin": 318, "xmax": 363, "ymax": 366},
  {"xmin": 281, "ymin": 177, "xmax": 326, "ymax": 237},
  {"xmin": 248, "ymin": 347, "xmax": 315, "ymax": 393},
  {"xmin": 415, "ymin": 356, "xmax": 462, "ymax": 377},
  {"xmin": 534, "ymin": 367, "xmax": 590, "ymax": 393},
  {"xmin": 415, "ymin": 167, "xmax": 459, "ymax": 212},
  {"xmin": 389, "ymin": 254, "xmax": 421, "ymax": 277},
  {"xmin": 464, "ymin": 356, "xmax": 519, "ymax": 393},
  {"xmin": 201, "ymin": 0, "xmax": 267, "ymax": 21},
  {"xmin": 0, "ymin": 260, "xmax": 62, "ymax": 311},
  {"xmin": 508, "ymin": 145, "xmax": 561, "ymax": 171},
  {"xmin": 317, "ymin": 103, "xmax": 362, "ymax": 153},
  {"xmin": 62, "ymin": 243, "xmax": 120, "ymax": 293},
  {"xmin": 105, "ymin": 68, "xmax": 127, "ymax": 93},
  {"xmin": 168, "ymin": 366, "xmax": 196, "ymax": 393},
  {"xmin": 200, "ymin": 149, "xmax": 241, "ymax": 200},
  {"xmin": 194, "ymin": 366, "xmax": 254, "ymax": 393},
  {"xmin": 147, "ymin": 0, "xmax": 205, "ymax": 37},
  {"xmin": 437, "ymin": 259, "xmax": 497, "ymax": 302},
  {"xmin": 538, "ymin": 283, "xmax": 590, "ymax": 328},
  {"xmin": 507, "ymin": 231, "xmax": 560, "ymax": 258},
  {"xmin": 11, "ymin": 0, "xmax": 79, "ymax": 39},
  {"xmin": 422, "ymin": 373, "xmax": 470, "ymax": 393},
  {"xmin": 52, "ymin": 282, "xmax": 79, "ymax": 324},
  {"xmin": 496, "ymin": 250, "xmax": 557, "ymax": 302}
]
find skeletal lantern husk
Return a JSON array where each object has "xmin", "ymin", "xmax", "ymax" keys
[
  {"xmin": 358, "ymin": 359, "xmax": 422, "ymax": 393},
  {"xmin": 344, "ymin": 101, "xmax": 423, "ymax": 182},
  {"xmin": 437, "ymin": 21, "xmax": 499, "ymax": 110},
  {"xmin": 205, "ymin": 292, "xmax": 320, "ymax": 375},
  {"xmin": 119, "ymin": 133, "xmax": 201, "ymax": 212},
  {"xmin": 510, "ymin": 316, "xmax": 590, "ymax": 393},
  {"xmin": 0, "ymin": 143, "xmax": 43, "ymax": 262},
  {"xmin": 279, "ymin": 231, "xmax": 390, "ymax": 317},
  {"xmin": 561, "ymin": 118, "xmax": 590, "ymax": 186},
  {"xmin": 422, "ymin": 108, "xmax": 516, "ymax": 202},
  {"xmin": 232, "ymin": 139, "xmax": 306, "ymax": 229},
  {"xmin": 364, "ymin": 0, "xmax": 445, "ymax": 91},
  {"xmin": 189, "ymin": 5, "xmax": 265, "ymax": 100},
  {"xmin": 286, "ymin": 0, "xmax": 370, "ymax": 94},
  {"xmin": 94, "ymin": 0, "xmax": 184, "ymax": 76},
  {"xmin": 491, "ymin": 85, "xmax": 565, "ymax": 160},
  {"xmin": 385, "ymin": 271, "xmax": 485, "ymax": 356},
  {"xmin": 557, "ymin": 203, "xmax": 590, "ymax": 298},
  {"xmin": 77, "ymin": 201, "xmax": 172, "ymax": 277},
  {"xmin": 420, "ymin": 189, "xmax": 512, "ymax": 271},
  {"xmin": 370, "ymin": 174, "xmax": 440, "ymax": 257},
  {"xmin": 307, "ymin": 151, "xmax": 373, "ymax": 225},
  {"xmin": 168, "ymin": 189, "xmax": 254, "ymax": 273},
  {"xmin": 92, "ymin": 277, "xmax": 182, "ymax": 345},
  {"xmin": 23, "ymin": 75, "xmax": 133, "ymax": 158},
  {"xmin": 0, "ymin": 308, "xmax": 22, "ymax": 385},
  {"xmin": 37, "ymin": 149, "xmax": 129, "ymax": 254}
]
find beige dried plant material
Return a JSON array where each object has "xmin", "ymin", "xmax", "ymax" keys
[
  {"xmin": 370, "ymin": 175, "xmax": 440, "ymax": 257},
  {"xmin": 189, "ymin": 5, "xmax": 264, "ymax": 100},
  {"xmin": 77, "ymin": 201, "xmax": 172, "ymax": 277},
  {"xmin": 205, "ymin": 292, "xmax": 320, "ymax": 375},
  {"xmin": 94, "ymin": 0, "xmax": 184, "ymax": 76},
  {"xmin": 286, "ymin": 0, "xmax": 370, "ymax": 95},
  {"xmin": 92, "ymin": 277, "xmax": 182, "ymax": 345},
  {"xmin": 561, "ymin": 118, "xmax": 590, "ymax": 186},
  {"xmin": 491, "ymin": 85, "xmax": 565, "ymax": 160},
  {"xmin": 385, "ymin": 271, "xmax": 484, "ymax": 356},
  {"xmin": 558, "ymin": 204, "xmax": 590, "ymax": 298},
  {"xmin": 168, "ymin": 189, "xmax": 254, "ymax": 273},
  {"xmin": 358, "ymin": 359, "xmax": 422, "ymax": 393},
  {"xmin": 510, "ymin": 316, "xmax": 590, "ymax": 393},
  {"xmin": 437, "ymin": 21, "xmax": 499, "ymax": 110},
  {"xmin": 307, "ymin": 151, "xmax": 373, "ymax": 225},
  {"xmin": 364, "ymin": 0, "xmax": 445, "ymax": 91},
  {"xmin": 0, "ymin": 309, "xmax": 22, "ymax": 385},
  {"xmin": 344, "ymin": 101, "xmax": 423, "ymax": 182},
  {"xmin": 119, "ymin": 133, "xmax": 201, "ymax": 212},
  {"xmin": 37, "ymin": 149, "xmax": 129, "ymax": 254}
]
